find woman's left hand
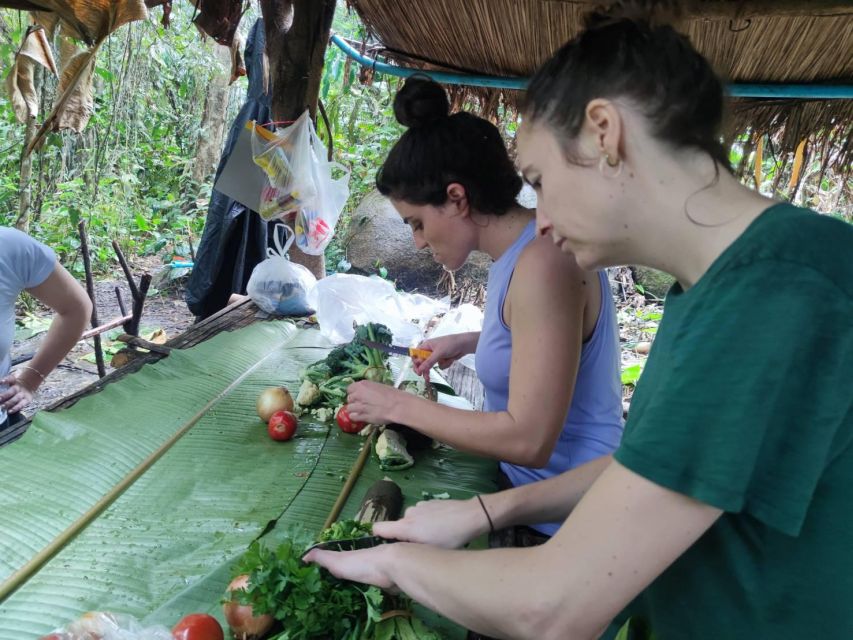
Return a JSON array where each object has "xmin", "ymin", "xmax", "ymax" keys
[
  {"xmin": 346, "ymin": 381, "xmax": 408, "ymax": 425},
  {"xmin": 0, "ymin": 375, "xmax": 34, "ymax": 415},
  {"xmin": 303, "ymin": 544, "xmax": 398, "ymax": 591}
]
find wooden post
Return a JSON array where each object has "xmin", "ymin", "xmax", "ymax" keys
[
  {"xmin": 259, "ymin": 0, "xmax": 337, "ymax": 280},
  {"xmin": 77, "ymin": 221, "xmax": 107, "ymax": 378},
  {"xmin": 111, "ymin": 239, "xmax": 150, "ymax": 337}
]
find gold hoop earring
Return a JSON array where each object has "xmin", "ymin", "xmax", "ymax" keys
[{"xmin": 599, "ymin": 153, "xmax": 623, "ymax": 178}]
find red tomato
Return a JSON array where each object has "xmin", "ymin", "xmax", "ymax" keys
[
  {"xmin": 336, "ymin": 405, "xmax": 366, "ymax": 434},
  {"xmin": 172, "ymin": 613, "xmax": 224, "ymax": 640},
  {"xmin": 268, "ymin": 410, "xmax": 298, "ymax": 441}
]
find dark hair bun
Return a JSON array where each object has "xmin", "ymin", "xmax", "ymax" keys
[{"xmin": 394, "ymin": 76, "xmax": 449, "ymax": 128}]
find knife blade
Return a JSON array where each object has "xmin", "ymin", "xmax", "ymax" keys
[
  {"xmin": 303, "ymin": 535, "xmax": 398, "ymax": 555},
  {"xmin": 361, "ymin": 340, "xmax": 432, "ymax": 361}
]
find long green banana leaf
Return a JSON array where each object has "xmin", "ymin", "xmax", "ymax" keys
[{"xmin": 0, "ymin": 321, "xmax": 497, "ymax": 638}]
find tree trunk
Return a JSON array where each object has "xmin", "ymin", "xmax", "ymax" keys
[
  {"xmin": 260, "ymin": 0, "xmax": 336, "ymax": 280},
  {"xmin": 14, "ymin": 116, "xmax": 38, "ymax": 232},
  {"xmin": 15, "ymin": 64, "xmax": 42, "ymax": 232},
  {"xmin": 191, "ymin": 44, "xmax": 232, "ymax": 184}
]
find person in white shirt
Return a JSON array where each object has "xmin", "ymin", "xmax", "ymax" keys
[{"xmin": 0, "ymin": 227, "xmax": 91, "ymax": 430}]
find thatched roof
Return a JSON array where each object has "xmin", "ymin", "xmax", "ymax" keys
[{"xmin": 347, "ymin": 0, "xmax": 853, "ymax": 169}]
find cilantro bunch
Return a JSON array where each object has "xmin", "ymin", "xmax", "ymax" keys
[
  {"xmin": 233, "ymin": 537, "xmax": 384, "ymax": 640},
  {"xmin": 230, "ymin": 524, "xmax": 446, "ymax": 640}
]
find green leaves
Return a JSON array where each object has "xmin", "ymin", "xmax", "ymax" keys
[
  {"xmin": 234, "ymin": 537, "xmax": 388, "ymax": 640},
  {"xmin": 621, "ymin": 363, "xmax": 645, "ymax": 387},
  {"xmin": 317, "ymin": 519, "xmax": 373, "ymax": 542},
  {"xmin": 233, "ymin": 534, "xmax": 447, "ymax": 640}
]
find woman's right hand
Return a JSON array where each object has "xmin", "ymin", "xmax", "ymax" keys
[
  {"xmin": 412, "ymin": 332, "xmax": 478, "ymax": 376},
  {"xmin": 372, "ymin": 497, "xmax": 491, "ymax": 549}
]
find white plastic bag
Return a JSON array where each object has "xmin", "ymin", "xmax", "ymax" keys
[
  {"xmin": 247, "ymin": 224, "xmax": 316, "ymax": 316},
  {"xmin": 307, "ymin": 273, "xmax": 448, "ymax": 345},
  {"xmin": 251, "ymin": 112, "xmax": 316, "ymax": 216},
  {"xmin": 250, "ymin": 111, "xmax": 350, "ymax": 254},
  {"xmin": 44, "ymin": 611, "xmax": 173, "ymax": 640},
  {"xmin": 294, "ymin": 158, "xmax": 349, "ymax": 255}
]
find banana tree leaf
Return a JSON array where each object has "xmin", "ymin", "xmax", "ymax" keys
[{"xmin": 0, "ymin": 321, "xmax": 497, "ymax": 638}]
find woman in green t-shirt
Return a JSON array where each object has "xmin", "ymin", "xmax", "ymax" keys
[{"xmin": 306, "ymin": 11, "xmax": 853, "ymax": 639}]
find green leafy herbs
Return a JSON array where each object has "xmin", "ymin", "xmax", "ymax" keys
[
  {"xmin": 233, "ymin": 537, "xmax": 383, "ymax": 640},
  {"xmin": 231, "ymin": 525, "xmax": 445, "ymax": 640},
  {"xmin": 373, "ymin": 614, "xmax": 445, "ymax": 640},
  {"xmin": 299, "ymin": 323, "xmax": 393, "ymax": 412},
  {"xmin": 318, "ymin": 519, "xmax": 374, "ymax": 542}
]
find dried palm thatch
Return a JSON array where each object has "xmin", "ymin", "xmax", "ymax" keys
[{"xmin": 347, "ymin": 0, "xmax": 853, "ymax": 172}]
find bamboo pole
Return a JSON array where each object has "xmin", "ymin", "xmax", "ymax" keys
[
  {"xmin": 322, "ymin": 429, "xmax": 378, "ymax": 530},
  {"xmin": 0, "ymin": 345, "xmax": 285, "ymax": 605}
]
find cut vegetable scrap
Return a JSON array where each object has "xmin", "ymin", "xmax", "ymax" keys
[{"xmin": 375, "ymin": 429, "xmax": 414, "ymax": 471}]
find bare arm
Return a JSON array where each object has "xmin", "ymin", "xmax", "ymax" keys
[
  {"xmin": 372, "ymin": 453, "xmax": 612, "ymax": 549},
  {"xmin": 308, "ymin": 461, "xmax": 722, "ymax": 640},
  {"xmin": 1, "ymin": 264, "xmax": 91, "ymax": 413},
  {"xmin": 411, "ymin": 331, "xmax": 480, "ymax": 375},
  {"xmin": 348, "ymin": 239, "xmax": 588, "ymax": 467}
]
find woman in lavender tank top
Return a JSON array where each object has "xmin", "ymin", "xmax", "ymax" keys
[{"xmin": 346, "ymin": 78, "xmax": 624, "ymax": 537}]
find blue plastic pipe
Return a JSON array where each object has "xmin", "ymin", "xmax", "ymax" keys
[
  {"xmin": 331, "ymin": 34, "xmax": 528, "ymax": 90},
  {"xmin": 330, "ymin": 34, "xmax": 853, "ymax": 99}
]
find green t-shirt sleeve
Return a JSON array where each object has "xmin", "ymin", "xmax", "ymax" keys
[{"xmin": 615, "ymin": 261, "xmax": 853, "ymax": 537}]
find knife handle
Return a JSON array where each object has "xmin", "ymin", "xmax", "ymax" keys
[{"xmin": 408, "ymin": 347, "xmax": 432, "ymax": 361}]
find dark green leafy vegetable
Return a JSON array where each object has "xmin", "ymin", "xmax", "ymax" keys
[{"xmin": 300, "ymin": 323, "xmax": 394, "ymax": 412}]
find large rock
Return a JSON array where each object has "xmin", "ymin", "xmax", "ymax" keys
[
  {"xmin": 631, "ymin": 266, "xmax": 676, "ymax": 299},
  {"xmin": 344, "ymin": 190, "xmax": 491, "ymax": 292}
]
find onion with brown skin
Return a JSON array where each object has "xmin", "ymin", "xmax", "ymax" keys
[
  {"xmin": 223, "ymin": 575, "xmax": 275, "ymax": 640},
  {"xmin": 256, "ymin": 387, "xmax": 294, "ymax": 422}
]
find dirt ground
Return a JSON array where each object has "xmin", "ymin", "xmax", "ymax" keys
[
  {"xmin": 10, "ymin": 262, "xmax": 659, "ymax": 418},
  {"xmin": 11, "ymin": 256, "xmax": 195, "ymax": 416}
]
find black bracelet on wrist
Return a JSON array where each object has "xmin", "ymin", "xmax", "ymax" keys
[{"xmin": 476, "ymin": 494, "xmax": 495, "ymax": 534}]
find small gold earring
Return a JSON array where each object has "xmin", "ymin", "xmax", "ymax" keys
[{"xmin": 599, "ymin": 153, "xmax": 623, "ymax": 178}]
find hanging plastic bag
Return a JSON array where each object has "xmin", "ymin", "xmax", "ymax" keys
[
  {"xmin": 250, "ymin": 112, "xmax": 316, "ymax": 217},
  {"xmin": 250, "ymin": 111, "xmax": 350, "ymax": 253},
  {"xmin": 293, "ymin": 157, "xmax": 349, "ymax": 255},
  {"xmin": 246, "ymin": 224, "xmax": 316, "ymax": 316}
]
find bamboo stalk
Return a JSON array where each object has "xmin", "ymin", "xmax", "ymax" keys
[
  {"xmin": 323, "ymin": 429, "xmax": 378, "ymax": 530},
  {"xmin": 0, "ymin": 345, "xmax": 286, "ymax": 604}
]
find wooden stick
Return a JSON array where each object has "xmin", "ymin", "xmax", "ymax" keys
[
  {"xmin": 115, "ymin": 286, "xmax": 128, "ymax": 317},
  {"xmin": 0, "ymin": 345, "xmax": 285, "ymax": 604},
  {"xmin": 78, "ymin": 221, "xmax": 106, "ymax": 378},
  {"xmin": 111, "ymin": 239, "xmax": 140, "ymax": 302},
  {"xmin": 116, "ymin": 334, "xmax": 172, "ymax": 355},
  {"xmin": 80, "ymin": 314, "xmax": 133, "ymax": 340},
  {"xmin": 126, "ymin": 274, "xmax": 151, "ymax": 337},
  {"xmin": 323, "ymin": 429, "xmax": 378, "ymax": 530}
]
